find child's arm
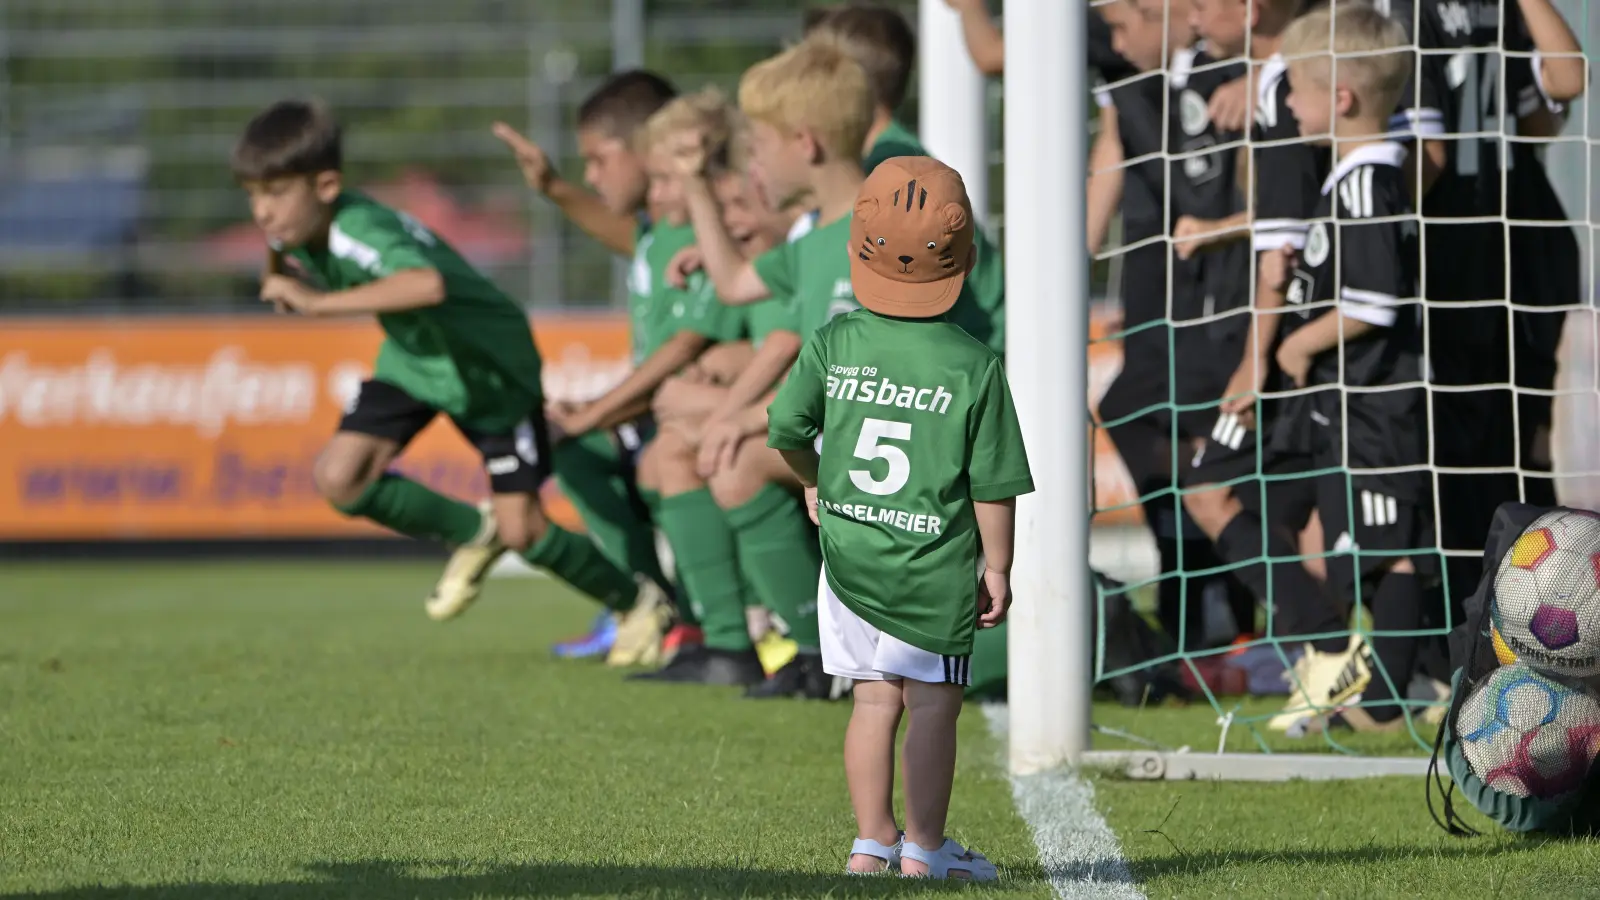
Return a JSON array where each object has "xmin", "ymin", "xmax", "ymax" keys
[
  {"xmin": 708, "ymin": 331, "xmax": 802, "ymax": 423},
  {"xmin": 973, "ymin": 498, "xmax": 1015, "ymax": 627},
  {"xmin": 557, "ymin": 330, "xmax": 711, "ymax": 435},
  {"xmin": 967, "ymin": 360, "xmax": 1033, "ymax": 628},
  {"xmin": 671, "ymin": 132, "xmax": 773, "ymax": 305},
  {"xmin": 697, "ymin": 335, "xmax": 801, "ymax": 476},
  {"xmin": 260, "ymin": 268, "xmax": 444, "ymax": 317},
  {"xmin": 1172, "ymin": 210, "xmax": 1252, "ymax": 260},
  {"xmin": 1274, "ymin": 311, "xmax": 1377, "ymax": 386},
  {"xmin": 493, "ymin": 123, "xmax": 637, "ymax": 257},
  {"xmin": 1086, "ymin": 104, "xmax": 1124, "ymax": 257},
  {"xmin": 1516, "ymin": 0, "xmax": 1587, "ymax": 103},
  {"xmin": 944, "ymin": 0, "xmax": 1004, "ymax": 75},
  {"xmin": 1220, "ymin": 245, "xmax": 1295, "ymax": 416},
  {"xmin": 767, "ymin": 338, "xmax": 828, "ymax": 524}
]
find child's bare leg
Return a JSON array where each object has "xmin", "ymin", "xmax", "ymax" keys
[
  {"xmin": 900, "ymin": 679, "xmax": 964, "ymax": 877},
  {"xmin": 695, "ymin": 339, "xmax": 754, "ymax": 384},
  {"xmin": 846, "ymin": 679, "xmax": 905, "ymax": 872}
]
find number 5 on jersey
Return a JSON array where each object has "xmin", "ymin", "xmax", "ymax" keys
[{"xmin": 851, "ymin": 417, "xmax": 911, "ymax": 496}]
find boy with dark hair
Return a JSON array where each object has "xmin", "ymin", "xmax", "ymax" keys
[
  {"xmin": 493, "ymin": 69, "xmax": 684, "ymax": 665},
  {"xmin": 767, "ymin": 156, "xmax": 1029, "ymax": 879},
  {"xmin": 239, "ymin": 99, "xmax": 665, "ymax": 628}
]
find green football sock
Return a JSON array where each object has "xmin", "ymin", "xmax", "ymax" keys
[
  {"xmin": 335, "ymin": 474, "xmax": 482, "ymax": 546},
  {"xmin": 725, "ymin": 484, "xmax": 821, "ymax": 650},
  {"xmin": 658, "ymin": 489, "xmax": 750, "ymax": 652},
  {"xmin": 554, "ymin": 432, "xmax": 666, "ymax": 587},
  {"xmin": 523, "ymin": 525, "xmax": 638, "ymax": 613},
  {"xmin": 638, "ymin": 487, "xmax": 663, "ymax": 515}
]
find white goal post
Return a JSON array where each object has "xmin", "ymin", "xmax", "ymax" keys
[{"xmin": 996, "ymin": 0, "xmax": 1094, "ymax": 774}]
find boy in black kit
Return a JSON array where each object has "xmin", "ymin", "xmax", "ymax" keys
[
  {"xmin": 1180, "ymin": 0, "xmax": 1359, "ymax": 733},
  {"xmin": 1097, "ymin": 0, "xmax": 1249, "ymax": 650},
  {"xmin": 1264, "ymin": 2, "xmax": 1436, "ymax": 732}
]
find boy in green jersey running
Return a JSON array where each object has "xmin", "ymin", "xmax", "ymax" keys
[
  {"xmin": 767, "ymin": 157, "xmax": 1032, "ymax": 879},
  {"xmin": 238, "ymin": 99, "xmax": 664, "ymax": 627},
  {"xmin": 494, "ymin": 71, "xmax": 691, "ymax": 666}
]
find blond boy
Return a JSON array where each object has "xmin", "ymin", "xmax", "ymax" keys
[{"xmin": 1261, "ymin": 4, "xmax": 1435, "ymax": 732}]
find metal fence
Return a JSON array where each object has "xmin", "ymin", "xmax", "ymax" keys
[{"xmin": 0, "ymin": 0, "xmax": 828, "ymax": 314}]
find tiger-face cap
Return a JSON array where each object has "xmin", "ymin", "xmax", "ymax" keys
[{"xmin": 849, "ymin": 156, "xmax": 976, "ymax": 319}]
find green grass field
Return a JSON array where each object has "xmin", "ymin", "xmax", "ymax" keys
[{"xmin": 3, "ymin": 561, "xmax": 1599, "ymax": 899}]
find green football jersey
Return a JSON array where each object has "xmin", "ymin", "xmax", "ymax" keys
[
  {"xmin": 752, "ymin": 214, "xmax": 859, "ymax": 339},
  {"xmin": 864, "ymin": 119, "xmax": 926, "ymax": 175},
  {"xmin": 766, "ymin": 310, "xmax": 1034, "ymax": 656},
  {"xmin": 864, "ymin": 123, "xmax": 1007, "ymax": 356},
  {"xmin": 287, "ymin": 192, "xmax": 542, "ymax": 432},
  {"xmin": 627, "ymin": 221, "xmax": 745, "ymax": 364}
]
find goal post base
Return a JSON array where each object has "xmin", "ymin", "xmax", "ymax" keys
[{"xmin": 1080, "ymin": 750, "xmax": 1430, "ymax": 782}]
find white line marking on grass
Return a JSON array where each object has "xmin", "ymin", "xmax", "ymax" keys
[{"xmin": 984, "ymin": 704, "xmax": 1146, "ymax": 900}]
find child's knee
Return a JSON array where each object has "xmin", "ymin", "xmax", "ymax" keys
[
  {"xmin": 493, "ymin": 497, "xmax": 548, "ymax": 552},
  {"xmin": 313, "ymin": 443, "xmax": 383, "ymax": 508},
  {"xmin": 708, "ymin": 463, "xmax": 761, "ymax": 510},
  {"xmin": 902, "ymin": 679, "xmax": 965, "ymax": 721},
  {"xmin": 852, "ymin": 679, "xmax": 905, "ymax": 712},
  {"xmin": 1181, "ymin": 484, "xmax": 1235, "ymax": 537},
  {"xmin": 635, "ymin": 440, "xmax": 663, "ymax": 493}
]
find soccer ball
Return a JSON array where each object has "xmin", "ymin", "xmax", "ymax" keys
[
  {"xmin": 1491, "ymin": 509, "xmax": 1600, "ymax": 678},
  {"xmin": 1456, "ymin": 664, "xmax": 1600, "ymax": 800}
]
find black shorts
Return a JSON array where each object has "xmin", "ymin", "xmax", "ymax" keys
[
  {"xmin": 1181, "ymin": 409, "xmax": 1319, "ymax": 533},
  {"xmin": 338, "ymin": 379, "xmax": 553, "ymax": 495},
  {"xmin": 1099, "ymin": 241, "xmax": 1173, "ymax": 430},
  {"xmin": 1314, "ymin": 469, "xmax": 1437, "ymax": 596},
  {"xmin": 612, "ymin": 414, "xmax": 657, "ymax": 478}
]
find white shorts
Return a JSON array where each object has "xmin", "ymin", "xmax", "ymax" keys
[{"xmin": 817, "ymin": 569, "xmax": 971, "ymax": 685}]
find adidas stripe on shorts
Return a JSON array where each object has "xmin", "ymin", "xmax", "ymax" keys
[{"xmin": 817, "ymin": 568, "xmax": 971, "ymax": 686}]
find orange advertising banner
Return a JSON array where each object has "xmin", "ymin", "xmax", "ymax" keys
[{"xmin": 0, "ymin": 311, "xmax": 1140, "ymax": 540}]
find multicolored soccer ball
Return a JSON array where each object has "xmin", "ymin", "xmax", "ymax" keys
[
  {"xmin": 1491, "ymin": 509, "xmax": 1600, "ymax": 678},
  {"xmin": 1456, "ymin": 664, "xmax": 1600, "ymax": 800}
]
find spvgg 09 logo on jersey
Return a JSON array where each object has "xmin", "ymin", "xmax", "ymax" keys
[{"xmin": 1178, "ymin": 88, "xmax": 1225, "ymax": 184}]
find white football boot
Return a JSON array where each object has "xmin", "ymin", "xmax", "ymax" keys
[{"xmin": 424, "ymin": 502, "xmax": 506, "ymax": 621}]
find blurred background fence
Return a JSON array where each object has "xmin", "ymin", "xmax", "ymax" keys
[{"xmin": 0, "ymin": 0, "xmax": 911, "ymax": 314}]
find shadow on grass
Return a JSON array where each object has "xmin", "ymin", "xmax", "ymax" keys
[
  {"xmin": 2, "ymin": 859, "xmax": 1029, "ymax": 900},
  {"xmin": 1127, "ymin": 835, "xmax": 1565, "ymax": 882}
]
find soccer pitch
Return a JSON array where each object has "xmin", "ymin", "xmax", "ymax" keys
[{"xmin": 3, "ymin": 562, "xmax": 1598, "ymax": 899}]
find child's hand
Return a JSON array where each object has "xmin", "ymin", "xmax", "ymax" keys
[
  {"xmin": 544, "ymin": 399, "xmax": 588, "ymax": 443},
  {"xmin": 1172, "ymin": 216, "xmax": 1214, "ymax": 260},
  {"xmin": 668, "ymin": 129, "xmax": 709, "ymax": 179},
  {"xmin": 492, "ymin": 123, "xmax": 555, "ymax": 194},
  {"xmin": 1275, "ymin": 333, "xmax": 1313, "ymax": 388},
  {"xmin": 259, "ymin": 275, "xmax": 322, "ymax": 315},
  {"xmin": 1218, "ymin": 357, "xmax": 1265, "ymax": 425},
  {"xmin": 1259, "ymin": 243, "xmax": 1296, "ymax": 293},
  {"xmin": 1207, "ymin": 75, "xmax": 1252, "ymax": 132},
  {"xmin": 697, "ymin": 416, "xmax": 745, "ymax": 477},
  {"xmin": 977, "ymin": 568, "xmax": 1010, "ymax": 628},
  {"xmin": 804, "ymin": 485, "xmax": 819, "ymax": 526},
  {"xmin": 666, "ymin": 245, "xmax": 704, "ymax": 289}
]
